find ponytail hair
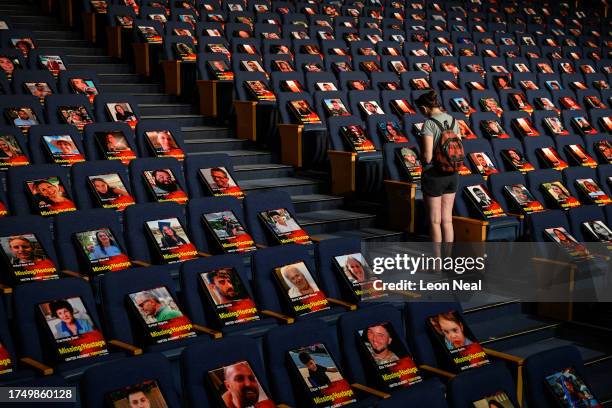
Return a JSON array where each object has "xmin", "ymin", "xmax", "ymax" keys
[{"xmin": 415, "ymin": 90, "xmax": 442, "ymax": 109}]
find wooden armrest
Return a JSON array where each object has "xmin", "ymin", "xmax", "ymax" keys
[
  {"xmin": 328, "ymin": 150, "xmax": 357, "ymax": 195},
  {"xmin": 532, "ymin": 257, "xmax": 574, "ymax": 268},
  {"xmin": 193, "ymin": 324, "xmax": 223, "ymax": 339},
  {"xmin": 310, "ymin": 236, "xmax": 322, "ymax": 243},
  {"xmin": 255, "ymin": 243, "xmax": 267, "ymax": 249},
  {"xmin": 234, "ymin": 100, "xmax": 258, "ymax": 141},
  {"xmin": 161, "ymin": 60, "xmax": 182, "ymax": 96},
  {"xmin": 197, "ymin": 80, "xmax": 218, "ymax": 117},
  {"xmin": 483, "ymin": 348, "xmax": 524, "ymax": 364},
  {"xmin": 198, "ymin": 251, "xmax": 211, "ymax": 257},
  {"xmin": 20, "ymin": 357, "xmax": 53, "ymax": 375},
  {"xmin": 453, "ymin": 216, "xmax": 488, "ymax": 242},
  {"xmin": 261, "ymin": 309, "xmax": 294, "ymax": 324},
  {"xmin": 384, "ymin": 179, "xmax": 418, "ymax": 233},
  {"xmin": 279, "ymin": 123, "xmax": 304, "ymax": 167},
  {"xmin": 419, "ymin": 364, "xmax": 456, "ymax": 379},
  {"xmin": 0, "ymin": 283, "xmax": 12, "ymax": 294},
  {"xmin": 351, "ymin": 383, "xmax": 390, "ymax": 399},
  {"xmin": 277, "ymin": 404, "xmax": 292, "ymax": 408},
  {"xmin": 108, "ymin": 339, "xmax": 142, "ymax": 356},
  {"xmin": 61, "ymin": 269, "xmax": 90, "ymax": 281},
  {"xmin": 507, "ymin": 212, "xmax": 525, "ymax": 220},
  {"xmin": 131, "ymin": 260, "xmax": 151, "ymax": 267},
  {"xmin": 327, "ymin": 297, "xmax": 357, "ymax": 311}
]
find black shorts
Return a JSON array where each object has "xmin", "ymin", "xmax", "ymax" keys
[{"xmin": 421, "ymin": 167, "xmax": 459, "ymax": 197}]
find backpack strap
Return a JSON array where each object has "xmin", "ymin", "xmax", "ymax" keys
[{"xmin": 428, "ymin": 117, "xmax": 454, "ymax": 132}]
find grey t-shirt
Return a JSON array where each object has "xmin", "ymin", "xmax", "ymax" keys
[{"xmin": 421, "ymin": 112, "xmax": 461, "ymax": 148}]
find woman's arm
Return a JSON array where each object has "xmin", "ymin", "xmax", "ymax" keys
[{"xmin": 422, "ymin": 134, "xmax": 434, "ymax": 164}]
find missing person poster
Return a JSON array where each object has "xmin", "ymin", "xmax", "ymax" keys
[
  {"xmin": 564, "ymin": 144, "xmax": 597, "ymax": 168},
  {"xmin": 207, "ymin": 361, "xmax": 275, "ymax": 408},
  {"xmin": 144, "ymin": 130, "xmax": 185, "ymax": 161},
  {"xmin": 333, "ymin": 253, "xmax": 386, "ymax": 302},
  {"xmin": 259, "ymin": 209, "xmax": 312, "ymax": 245},
  {"xmin": 288, "ymin": 343, "xmax": 356, "ymax": 408},
  {"xmin": 199, "ymin": 167, "xmax": 245, "ymax": 199},
  {"xmin": 427, "ymin": 310, "xmax": 489, "ymax": 372},
  {"xmin": 544, "ymin": 227, "xmax": 591, "ymax": 260},
  {"xmin": 145, "ymin": 218, "xmax": 198, "ymax": 264},
  {"xmin": 464, "ymin": 185, "xmax": 506, "ymax": 218},
  {"xmin": 143, "ymin": 169, "xmax": 189, "ymax": 204},
  {"xmin": 501, "ymin": 149, "xmax": 535, "ymax": 172},
  {"xmin": 42, "ymin": 134, "xmax": 85, "ymax": 166},
  {"xmin": 582, "ymin": 221, "xmax": 612, "ymax": 250},
  {"xmin": 537, "ymin": 147, "xmax": 568, "ymax": 171},
  {"xmin": 202, "ymin": 211, "xmax": 256, "ymax": 254},
  {"xmin": 88, "ymin": 173, "xmax": 135, "ymax": 211},
  {"xmin": 395, "ymin": 147, "xmax": 422, "ymax": 182},
  {"xmin": 74, "ymin": 228, "xmax": 132, "ymax": 273},
  {"xmin": 541, "ymin": 182, "xmax": 581, "ymax": 210},
  {"xmin": 473, "ymin": 391, "xmax": 515, "ymax": 408},
  {"xmin": 200, "ymin": 267, "xmax": 260, "ymax": 327},
  {"xmin": 0, "ymin": 133, "xmax": 29, "ymax": 169},
  {"xmin": 575, "ymin": 179, "xmax": 611, "ymax": 205},
  {"xmin": 274, "ymin": 261, "xmax": 329, "ymax": 317},
  {"xmin": 94, "ymin": 130, "xmax": 137, "ymax": 164},
  {"xmin": 0, "ymin": 341, "xmax": 13, "ymax": 375},
  {"xmin": 25, "ymin": 177, "xmax": 77, "ymax": 216},
  {"xmin": 503, "ymin": 184, "xmax": 544, "ymax": 214},
  {"xmin": 128, "ymin": 286, "xmax": 196, "ymax": 344},
  {"xmin": 37, "ymin": 296, "xmax": 108, "ymax": 363},
  {"xmin": 106, "ymin": 380, "xmax": 169, "ymax": 408},
  {"xmin": 357, "ymin": 322, "xmax": 422, "ymax": 390},
  {"xmin": 340, "ymin": 125, "xmax": 376, "ymax": 153},
  {"xmin": 545, "ymin": 368, "xmax": 601, "ymax": 408},
  {"xmin": 0, "ymin": 233, "xmax": 59, "ymax": 283}
]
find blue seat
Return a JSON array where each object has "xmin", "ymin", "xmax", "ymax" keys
[
  {"xmin": 181, "ymin": 335, "xmax": 273, "ymax": 407},
  {"xmin": 567, "ymin": 205, "xmax": 606, "ymax": 242},
  {"xmin": 26, "ymin": 125, "xmax": 85, "ymax": 165},
  {"xmin": 93, "ymin": 95, "xmax": 140, "ymax": 127},
  {"xmin": 98, "ymin": 265, "xmax": 207, "ymax": 354},
  {"xmin": 70, "ymin": 160, "xmax": 134, "ymax": 210},
  {"xmin": 263, "ymin": 319, "xmax": 373, "ymax": 407},
  {"xmin": 81, "ymin": 122, "xmax": 138, "ymax": 162},
  {"xmin": 6, "ymin": 164, "xmax": 74, "ymax": 216},
  {"xmin": 526, "ymin": 169, "xmax": 568, "ymax": 209},
  {"xmin": 185, "ymin": 196, "xmax": 250, "ymax": 254},
  {"xmin": 80, "ymin": 353, "xmax": 181, "ymax": 408},
  {"xmin": 447, "ymin": 363, "xmax": 519, "ymax": 408},
  {"xmin": 183, "ymin": 153, "xmax": 240, "ymax": 200},
  {"xmin": 44, "ymin": 94, "xmax": 94, "ymax": 128},
  {"xmin": 52, "ymin": 208, "xmax": 126, "ymax": 274},
  {"xmin": 128, "ymin": 157, "xmax": 187, "ymax": 204},
  {"xmin": 11, "ymin": 70, "xmax": 57, "ymax": 96},
  {"xmin": 0, "ymin": 95, "xmax": 45, "ymax": 128},
  {"xmin": 135, "ymin": 119, "xmax": 187, "ymax": 161},
  {"xmin": 57, "ymin": 70, "xmax": 101, "ymax": 95},
  {"xmin": 487, "ymin": 171, "xmax": 529, "ymax": 215},
  {"xmin": 523, "ymin": 346, "xmax": 589, "ymax": 408},
  {"xmin": 597, "ymin": 165, "xmax": 612, "ymax": 197},
  {"xmin": 12, "ymin": 278, "xmax": 121, "ymax": 377},
  {"xmin": 523, "ymin": 135, "xmax": 559, "ymax": 170},
  {"xmin": 243, "ymin": 189, "xmax": 303, "ymax": 246}
]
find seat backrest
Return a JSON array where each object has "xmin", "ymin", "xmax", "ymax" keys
[
  {"xmin": 524, "ymin": 345, "xmax": 586, "ymax": 408},
  {"xmin": 94, "ymin": 95, "xmax": 140, "ymax": 126},
  {"xmin": 179, "ymin": 253, "xmax": 253, "ymax": 327},
  {"xmin": 80, "ymin": 353, "xmax": 181, "ymax": 408},
  {"xmin": 263, "ymin": 319, "xmax": 339, "ymax": 406},
  {"xmin": 99, "ymin": 265, "xmax": 179, "ymax": 345},
  {"xmin": 27, "ymin": 124, "xmax": 85, "ymax": 165},
  {"xmin": 185, "ymin": 196, "xmax": 247, "ymax": 254},
  {"xmin": 13, "ymin": 278, "xmax": 100, "ymax": 363},
  {"xmin": 562, "ymin": 166, "xmax": 597, "ymax": 202},
  {"xmin": 70, "ymin": 159, "xmax": 133, "ymax": 210},
  {"xmin": 326, "ymin": 115, "xmax": 365, "ymax": 152},
  {"xmin": 404, "ymin": 301, "xmax": 463, "ymax": 367},
  {"xmin": 57, "ymin": 69, "xmax": 101, "ymax": 94},
  {"xmin": 181, "ymin": 335, "xmax": 272, "ymax": 407},
  {"xmin": 487, "ymin": 171, "xmax": 528, "ymax": 213},
  {"xmin": 243, "ymin": 189, "xmax": 298, "ymax": 246},
  {"xmin": 251, "ymin": 243, "xmax": 315, "ymax": 313},
  {"xmin": 135, "ymin": 119, "xmax": 187, "ymax": 161},
  {"xmin": 6, "ymin": 163, "xmax": 73, "ymax": 216},
  {"xmin": 82, "ymin": 122, "xmax": 139, "ymax": 162},
  {"xmin": 53, "ymin": 208, "xmax": 125, "ymax": 272},
  {"xmin": 523, "ymin": 135, "xmax": 557, "ymax": 170},
  {"xmin": 337, "ymin": 304, "xmax": 406, "ymax": 384},
  {"xmin": 11, "ymin": 70, "xmax": 58, "ymax": 95},
  {"xmin": 0, "ymin": 95, "xmax": 45, "ymax": 127},
  {"xmin": 44, "ymin": 94, "xmax": 94, "ymax": 127},
  {"xmin": 123, "ymin": 201, "xmax": 187, "ymax": 263},
  {"xmin": 375, "ymin": 379, "xmax": 448, "ymax": 407},
  {"xmin": 527, "ymin": 209, "xmax": 571, "ymax": 242},
  {"xmin": 315, "ymin": 237, "xmax": 362, "ymax": 300},
  {"xmin": 128, "ymin": 157, "xmax": 187, "ymax": 203},
  {"xmin": 455, "ymin": 174, "xmax": 487, "ymax": 218},
  {"xmin": 567, "ymin": 205, "xmax": 606, "ymax": 241},
  {"xmin": 183, "ymin": 154, "xmax": 237, "ymax": 199}
]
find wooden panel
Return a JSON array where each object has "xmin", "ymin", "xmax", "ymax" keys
[
  {"xmin": 384, "ymin": 180, "xmax": 417, "ymax": 233},
  {"xmin": 279, "ymin": 123, "xmax": 303, "ymax": 167},
  {"xmin": 133, "ymin": 43, "xmax": 150, "ymax": 76},
  {"xmin": 233, "ymin": 100, "xmax": 257, "ymax": 141},
  {"xmin": 106, "ymin": 26, "xmax": 122, "ymax": 59},
  {"xmin": 452, "ymin": 216, "xmax": 488, "ymax": 242},
  {"xmin": 161, "ymin": 60, "xmax": 181, "ymax": 96},
  {"xmin": 198, "ymin": 80, "xmax": 217, "ymax": 117},
  {"xmin": 328, "ymin": 150, "xmax": 356, "ymax": 195},
  {"xmin": 82, "ymin": 12, "xmax": 96, "ymax": 43}
]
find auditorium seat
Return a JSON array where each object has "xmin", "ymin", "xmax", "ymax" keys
[
  {"xmin": 243, "ymin": 189, "xmax": 303, "ymax": 246},
  {"xmin": 27, "ymin": 125, "xmax": 86, "ymax": 165},
  {"xmin": 447, "ymin": 362, "xmax": 519, "ymax": 408},
  {"xmin": 80, "ymin": 353, "xmax": 181, "ymax": 408},
  {"xmin": 128, "ymin": 157, "xmax": 187, "ymax": 204},
  {"xmin": 82, "ymin": 122, "xmax": 139, "ymax": 162}
]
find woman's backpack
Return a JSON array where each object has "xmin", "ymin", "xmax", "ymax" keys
[{"xmin": 430, "ymin": 117, "xmax": 465, "ymax": 172}]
